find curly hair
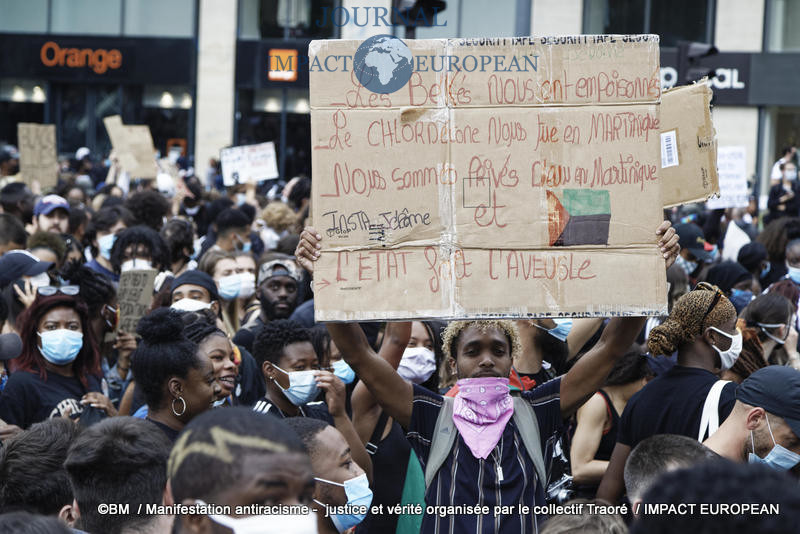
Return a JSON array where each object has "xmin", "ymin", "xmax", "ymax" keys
[
  {"xmin": 125, "ymin": 190, "xmax": 171, "ymax": 231},
  {"xmin": 261, "ymin": 202, "xmax": 297, "ymax": 233},
  {"xmin": 60, "ymin": 260, "xmax": 116, "ymax": 317},
  {"xmin": 648, "ymin": 282, "xmax": 737, "ymax": 356},
  {"xmin": 441, "ymin": 320, "xmax": 522, "ymax": 361},
  {"xmin": 110, "ymin": 225, "xmax": 170, "ymax": 273},
  {"xmin": 252, "ymin": 319, "xmax": 312, "ymax": 367},
  {"xmin": 27, "ymin": 231, "xmax": 66, "ymax": 262}
]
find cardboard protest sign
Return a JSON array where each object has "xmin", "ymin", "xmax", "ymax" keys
[
  {"xmin": 103, "ymin": 115, "xmax": 158, "ymax": 179},
  {"xmin": 220, "ymin": 142, "xmax": 279, "ymax": 186},
  {"xmin": 706, "ymin": 146, "xmax": 749, "ymax": 210},
  {"xmin": 310, "ymin": 36, "xmax": 669, "ymax": 321},
  {"xmin": 660, "ymin": 82, "xmax": 719, "ymax": 207},
  {"xmin": 117, "ymin": 269, "xmax": 157, "ymax": 333},
  {"xmin": 17, "ymin": 123, "xmax": 57, "ymax": 188}
]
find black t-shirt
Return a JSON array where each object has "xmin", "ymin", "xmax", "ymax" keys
[
  {"xmin": 617, "ymin": 365, "xmax": 736, "ymax": 449},
  {"xmin": 0, "ymin": 369, "xmax": 103, "ymax": 429},
  {"xmin": 233, "ymin": 317, "xmax": 266, "ymax": 355}
]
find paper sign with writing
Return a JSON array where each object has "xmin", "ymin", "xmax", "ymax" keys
[
  {"xmin": 117, "ymin": 269, "xmax": 157, "ymax": 334},
  {"xmin": 705, "ymin": 146, "xmax": 749, "ymax": 210},
  {"xmin": 220, "ymin": 142, "xmax": 279, "ymax": 186},
  {"xmin": 17, "ymin": 123, "xmax": 57, "ymax": 188},
  {"xmin": 103, "ymin": 115, "xmax": 157, "ymax": 179},
  {"xmin": 311, "ymin": 36, "xmax": 668, "ymax": 321}
]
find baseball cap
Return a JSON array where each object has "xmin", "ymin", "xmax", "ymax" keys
[
  {"xmin": 674, "ymin": 223, "xmax": 711, "ymax": 262},
  {"xmin": 0, "ymin": 250, "xmax": 53, "ymax": 288},
  {"xmin": 736, "ymin": 366, "xmax": 800, "ymax": 439},
  {"xmin": 0, "ymin": 333, "xmax": 22, "ymax": 361},
  {"xmin": 33, "ymin": 194, "xmax": 70, "ymax": 216},
  {"xmin": 258, "ymin": 258, "xmax": 301, "ymax": 286},
  {"xmin": 75, "ymin": 147, "xmax": 91, "ymax": 161}
]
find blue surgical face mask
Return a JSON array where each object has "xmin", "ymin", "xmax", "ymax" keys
[
  {"xmin": 236, "ymin": 192, "xmax": 247, "ymax": 206},
  {"xmin": 761, "ymin": 261, "xmax": 771, "ymax": 279},
  {"xmin": 787, "ymin": 263, "xmax": 800, "ymax": 285},
  {"xmin": 729, "ymin": 288, "xmax": 754, "ymax": 313},
  {"xmin": 273, "ymin": 364, "xmax": 319, "ymax": 406},
  {"xmin": 676, "ymin": 255, "xmax": 698, "ymax": 276},
  {"xmin": 217, "ymin": 274, "xmax": 241, "ymax": 300},
  {"xmin": 97, "ymin": 233, "xmax": 116, "ymax": 261},
  {"xmin": 534, "ymin": 318, "xmax": 573, "ymax": 342},
  {"xmin": 314, "ymin": 473, "xmax": 373, "ymax": 532},
  {"xmin": 332, "ymin": 359, "xmax": 355, "ymax": 384},
  {"xmin": 38, "ymin": 330, "xmax": 83, "ymax": 365},
  {"xmin": 748, "ymin": 414, "xmax": 800, "ymax": 471},
  {"xmin": 241, "ymin": 241, "xmax": 252, "ymax": 253}
]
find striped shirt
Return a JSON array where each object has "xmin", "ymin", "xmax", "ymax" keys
[
  {"xmin": 252, "ymin": 398, "xmax": 334, "ymax": 424},
  {"xmin": 407, "ymin": 378, "xmax": 563, "ymax": 534}
]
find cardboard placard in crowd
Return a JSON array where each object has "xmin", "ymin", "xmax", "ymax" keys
[
  {"xmin": 705, "ymin": 146, "xmax": 749, "ymax": 210},
  {"xmin": 309, "ymin": 35, "xmax": 670, "ymax": 321},
  {"xmin": 220, "ymin": 141, "xmax": 279, "ymax": 186},
  {"xmin": 103, "ymin": 115, "xmax": 158, "ymax": 179},
  {"xmin": 117, "ymin": 269, "xmax": 157, "ymax": 334},
  {"xmin": 17, "ymin": 123, "xmax": 57, "ymax": 188},
  {"xmin": 660, "ymin": 81, "xmax": 720, "ymax": 207}
]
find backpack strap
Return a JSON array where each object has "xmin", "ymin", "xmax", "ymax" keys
[
  {"xmin": 697, "ymin": 380, "xmax": 730, "ymax": 442},
  {"xmin": 424, "ymin": 397, "xmax": 457, "ymax": 489},
  {"xmin": 366, "ymin": 409, "xmax": 390, "ymax": 455},
  {"xmin": 512, "ymin": 396, "xmax": 547, "ymax": 487}
]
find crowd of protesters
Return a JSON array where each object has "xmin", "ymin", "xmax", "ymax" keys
[{"xmin": 0, "ymin": 143, "xmax": 798, "ymax": 534}]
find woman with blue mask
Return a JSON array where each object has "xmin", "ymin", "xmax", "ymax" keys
[
  {"xmin": 85, "ymin": 205, "xmax": 134, "ymax": 284},
  {"xmin": 199, "ymin": 249, "xmax": 247, "ymax": 337},
  {"xmin": 0, "ymin": 290, "xmax": 115, "ymax": 429},
  {"xmin": 286, "ymin": 417, "xmax": 374, "ymax": 534}
]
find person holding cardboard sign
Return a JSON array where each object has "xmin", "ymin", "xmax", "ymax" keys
[{"xmin": 296, "ymin": 221, "xmax": 678, "ymax": 534}]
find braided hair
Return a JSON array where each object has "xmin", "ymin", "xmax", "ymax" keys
[
  {"xmin": 648, "ymin": 282, "xmax": 737, "ymax": 356},
  {"xmin": 60, "ymin": 260, "xmax": 116, "ymax": 316}
]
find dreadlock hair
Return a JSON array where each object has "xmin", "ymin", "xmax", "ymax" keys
[
  {"xmin": 60, "ymin": 260, "xmax": 116, "ymax": 317},
  {"xmin": 11, "ymin": 294, "xmax": 101, "ymax": 387},
  {"xmin": 756, "ymin": 217, "xmax": 800, "ymax": 264},
  {"xmin": 161, "ymin": 218, "xmax": 195, "ymax": 266},
  {"xmin": 647, "ymin": 282, "xmax": 737, "ymax": 356},
  {"xmin": 125, "ymin": 190, "xmax": 170, "ymax": 231},
  {"xmin": 441, "ymin": 320, "xmax": 523, "ymax": 362},
  {"xmin": 168, "ymin": 408, "xmax": 307, "ymax": 503},
  {"xmin": 110, "ymin": 225, "xmax": 170, "ymax": 273},
  {"xmin": 131, "ymin": 308, "xmax": 200, "ymax": 411},
  {"xmin": 604, "ymin": 345, "xmax": 654, "ymax": 386},
  {"xmin": 252, "ymin": 319, "xmax": 313, "ymax": 367},
  {"xmin": 85, "ymin": 206, "xmax": 135, "ymax": 259}
]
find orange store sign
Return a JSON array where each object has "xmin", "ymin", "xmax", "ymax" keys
[
  {"xmin": 268, "ymin": 49, "xmax": 298, "ymax": 82},
  {"xmin": 40, "ymin": 41, "xmax": 122, "ymax": 74}
]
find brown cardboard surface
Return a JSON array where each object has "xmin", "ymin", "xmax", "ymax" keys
[
  {"xmin": 117, "ymin": 269, "xmax": 157, "ymax": 334},
  {"xmin": 17, "ymin": 123, "xmax": 57, "ymax": 188},
  {"xmin": 103, "ymin": 115, "xmax": 158, "ymax": 179},
  {"xmin": 660, "ymin": 82, "xmax": 719, "ymax": 207},
  {"xmin": 311, "ymin": 35, "xmax": 668, "ymax": 321}
]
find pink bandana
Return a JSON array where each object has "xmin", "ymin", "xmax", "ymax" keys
[{"xmin": 452, "ymin": 377, "xmax": 514, "ymax": 459}]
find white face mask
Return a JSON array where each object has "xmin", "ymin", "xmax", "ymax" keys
[
  {"xmin": 27, "ymin": 272, "xmax": 50, "ymax": 288},
  {"xmin": 239, "ymin": 272, "xmax": 256, "ymax": 299},
  {"xmin": 708, "ymin": 326, "xmax": 743, "ymax": 371},
  {"xmin": 397, "ymin": 347, "xmax": 436, "ymax": 384},
  {"xmin": 170, "ymin": 298, "xmax": 212, "ymax": 312},
  {"xmin": 196, "ymin": 500, "xmax": 318, "ymax": 534},
  {"xmin": 120, "ymin": 259, "xmax": 153, "ymax": 272}
]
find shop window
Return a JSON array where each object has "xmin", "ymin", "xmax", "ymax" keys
[
  {"xmin": 0, "ymin": 0, "xmax": 48, "ymax": 33},
  {"xmin": 767, "ymin": 0, "xmax": 800, "ymax": 52},
  {"xmin": 51, "ymin": 0, "xmax": 123, "ymax": 36},
  {"xmin": 584, "ymin": 0, "xmax": 713, "ymax": 46},
  {"xmin": 124, "ymin": 0, "xmax": 195, "ymax": 38},
  {"xmin": 239, "ymin": 0, "xmax": 336, "ymax": 39}
]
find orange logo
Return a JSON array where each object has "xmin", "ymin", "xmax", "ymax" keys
[
  {"xmin": 40, "ymin": 41, "xmax": 122, "ymax": 74},
  {"xmin": 268, "ymin": 49, "xmax": 298, "ymax": 82}
]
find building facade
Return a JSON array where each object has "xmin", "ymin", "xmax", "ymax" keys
[{"xmin": 0, "ymin": 0, "xmax": 797, "ymax": 198}]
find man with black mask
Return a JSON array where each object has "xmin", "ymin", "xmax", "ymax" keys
[{"xmin": 233, "ymin": 258, "xmax": 302, "ymax": 353}]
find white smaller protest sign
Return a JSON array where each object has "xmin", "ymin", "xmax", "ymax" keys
[
  {"xmin": 220, "ymin": 142, "xmax": 279, "ymax": 186},
  {"xmin": 706, "ymin": 146, "xmax": 749, "ymax": 210}
]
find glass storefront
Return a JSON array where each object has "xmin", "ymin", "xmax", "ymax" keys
[{"xmin": 767, "ymin": 0, "xmax": 800, "ymax": 52}]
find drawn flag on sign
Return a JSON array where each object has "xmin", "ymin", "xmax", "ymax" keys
[{"xmin": 547, "ymin": 189, "xmax": 611, "ymax": 246}]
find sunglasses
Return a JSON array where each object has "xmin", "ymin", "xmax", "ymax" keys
[{"xmin": 37, "ymin": 285, "xmax": 79, "ymax": 296}]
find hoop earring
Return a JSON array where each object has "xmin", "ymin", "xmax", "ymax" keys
[{"xmin": 171, "ymin": 396, "xmax": 186, "ymax": 417}]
